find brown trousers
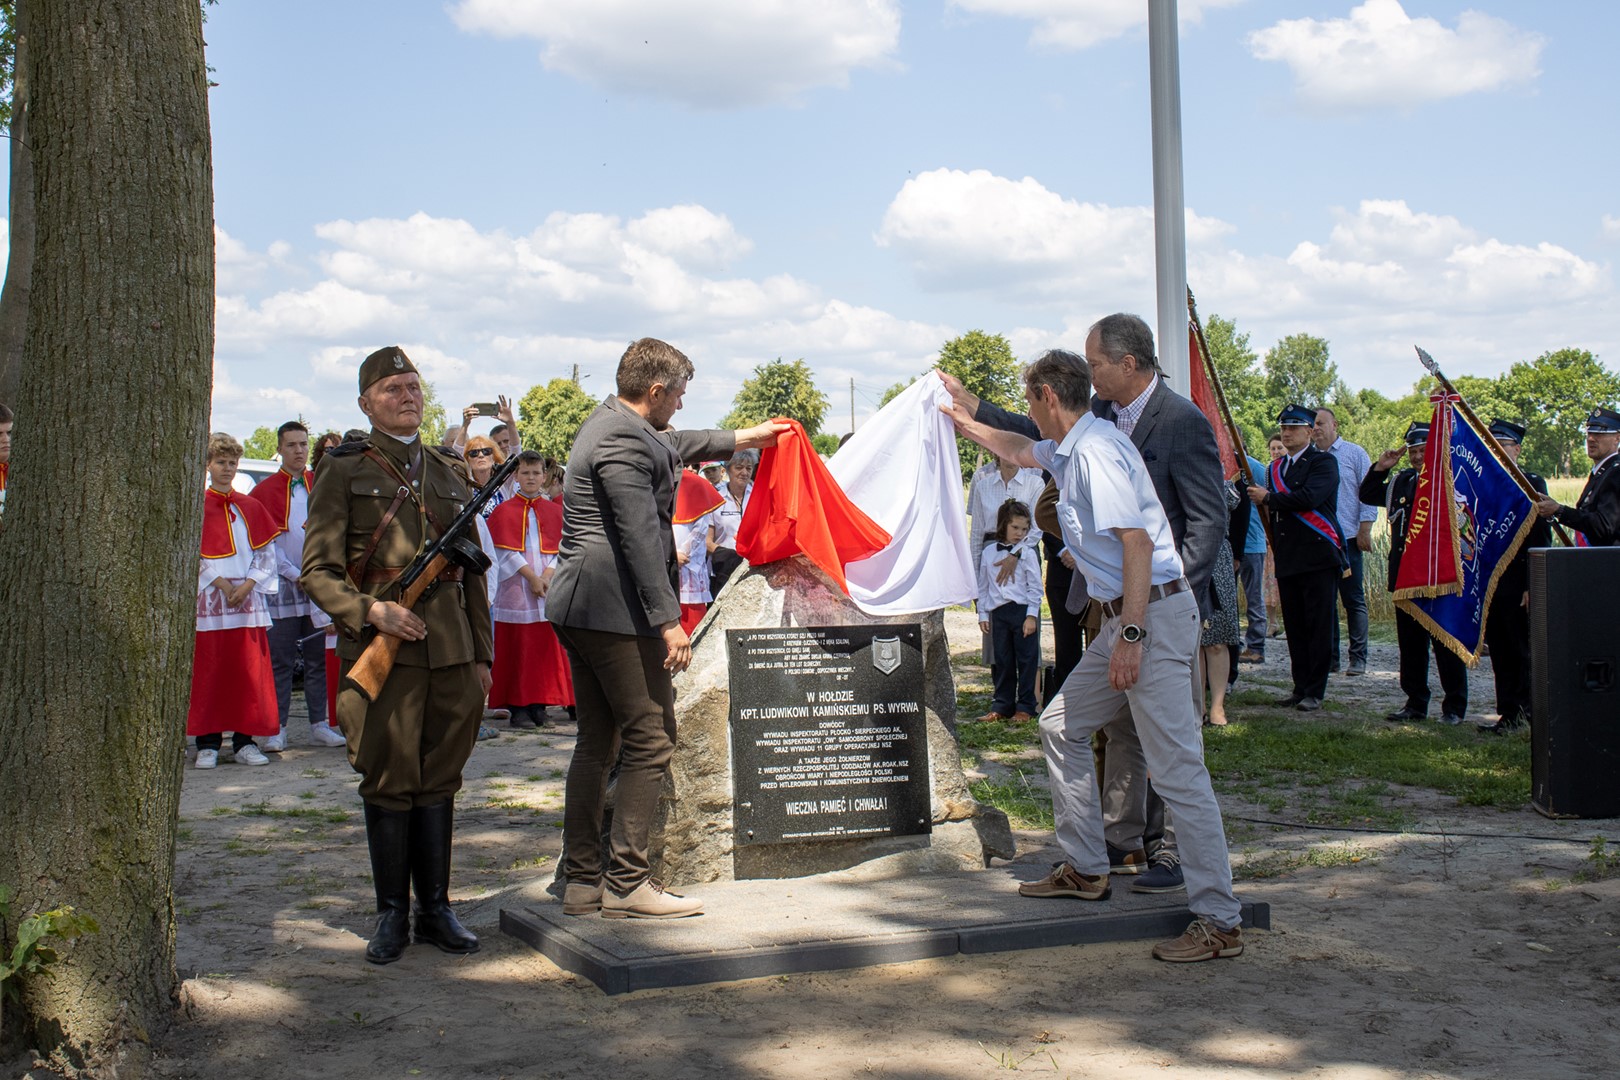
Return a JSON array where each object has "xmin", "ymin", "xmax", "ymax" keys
[
  {"xmin": 335, "ymin": 659, "xmax": 483, "ymax": 812},
  {"xmin": 554, "ymin": 624, "xmax": 677, "ymax": 895}
]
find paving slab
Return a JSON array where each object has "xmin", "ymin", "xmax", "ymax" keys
[{"xmin": 500, "ymin": 867, "xmax": 1270, "ymax": 995}]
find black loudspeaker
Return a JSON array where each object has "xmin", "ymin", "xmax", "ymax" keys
[{"xmin": 1530, "ymin": 547, "xmax": 1620, "ymax": 818}]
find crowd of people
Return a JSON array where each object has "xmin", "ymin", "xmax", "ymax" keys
[{"xmin": 3, "ymin": 317, "xmax": 1616, "ymax": 968}]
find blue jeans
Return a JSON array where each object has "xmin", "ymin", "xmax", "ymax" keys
[
  {"xmin": 1331, "ymin": 546, "xmax": 1369, "ymax": 668},
  {"xmin": 1238, "ymin": 552, "xmax": 1268, "ymax": 653},
  {"xmin": 988, "ymin": 602, "xmax": 1039, "ymax": 716}
]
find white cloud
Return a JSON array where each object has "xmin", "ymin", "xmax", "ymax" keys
[
  {"xmin": 1602, "ymin": 214, "xmax": 1620, "ymax": 242},
  {"xmin": 449, "ymin": 0, "xmax": 901, "ymax": 108},
  {"xmin": 949, "ymin": 0, "xmax": 1242, "ymax": 50},
  {"xmin": 1247, "ymin": 0, "xmax": 1542, "ymax": 109}
]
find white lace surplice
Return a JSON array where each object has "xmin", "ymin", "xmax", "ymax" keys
[{"xmin": 196, "ymin": 512, "xmax": 279, "ymax": 632}]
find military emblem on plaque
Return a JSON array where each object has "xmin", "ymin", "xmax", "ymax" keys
[{"xmin": 872, "ymin": 635, "xmax": 902, "ymax": 675}]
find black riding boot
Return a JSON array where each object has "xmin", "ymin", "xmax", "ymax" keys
[
  {"xmin": 410, "ymin": 800, "xmax": 480, "ymax": 954},
  {"xmin": 363, "ymin": 802, "xmax": 413, "ymax": 965}
]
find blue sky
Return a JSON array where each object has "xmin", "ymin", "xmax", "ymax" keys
[{"xmin": 45, "ymin": 0, "xmax": 1618, "ymax": 437}]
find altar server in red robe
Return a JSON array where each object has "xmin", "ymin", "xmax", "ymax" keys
[
  {"xmin": 486, "ymin": 451, "xmax": 575, "ymax": 728},
  {"xmin": 190, "ymin": 432, "xmax": 283, "ymax": 768}
]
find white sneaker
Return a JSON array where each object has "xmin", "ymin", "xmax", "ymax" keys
[
  {"xmin": 309, "ymin": 723, "xmax": 346, "ymax": 747},
  {"xmin": 263, "ymin": 730, "xmax": 288, "ymax": 752},
  {"xmin": 194, "ymin": 749, "xmax": 218, "ymax": 770},
  {"xmin": 235, "ymin": 743, "xmax": 270, "ymax": 766}
]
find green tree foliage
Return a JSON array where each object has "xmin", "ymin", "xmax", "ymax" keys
[
  {"xmin": 242, "ymin": 425, "xmax": 278, "ymax": 460},
  {"xmin": 1500, "ymin": 348, "xmax": 1620, "ymax": 476},
  {"xmin": 1200, "ymin": 314, "xmax": 1268, "ymax": 457},
  {"xmin": 720, "ymin": 358, "xmax": 829, "ymax": 436},
  {"xmin": 418, "ymin": 379, "xmax": 448, "ymax": 445},
  {"xmin": 1263, "ymin": 333, "xmax": 1345, "ymax": 409},
  {"xmin": 936, "ymin": 330, "xmax": 1023, "ymax": 481},
  {"xmin": 809, "ymin": 432, "xmax": 841, "ymax": 457},
  {"xmin": 518, "ymin": 377, "xmax": 597, "ymax": 462}
]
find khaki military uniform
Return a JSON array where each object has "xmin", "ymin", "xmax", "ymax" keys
[{"xmin": 301, "ymin": 430, "xmax": 493, "ymax": 811}]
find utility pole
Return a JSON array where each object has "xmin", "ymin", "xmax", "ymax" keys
[
  {"xmin": 571, "ymin": 363, "xmax": 580, "ymax": 385},
  {"xmin": 1149, "ymin": 0, "xmax": 1190, "ymax": 390}
]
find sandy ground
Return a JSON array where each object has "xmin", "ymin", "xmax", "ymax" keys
[{"xmin": 9, "ymin": 611, "xmax": 1620, "ymax": 1080}]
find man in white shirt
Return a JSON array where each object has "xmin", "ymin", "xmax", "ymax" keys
[
  {"xmin": 1313, "ymin": 408, "xmax": 1378, "ymax": 676},
  {"xmin": 942, "ymin": 350, "xmax": 1245, "ymax": 963}
]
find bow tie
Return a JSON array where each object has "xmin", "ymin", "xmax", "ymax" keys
[{"xmin": 996, "ymin": 543, "xmax": 1019, "ymax": 553}]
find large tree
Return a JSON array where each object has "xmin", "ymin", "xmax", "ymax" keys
[
  {"xmin": 518, "ymin": 376, "xmax": 596, "ymax": 461},
  {"xmin": 1263, "ymin": 332, "xmax": 1345, "ymax": 410},
  {"xmin": 720, "ymin": 358, "xmax": 829, "ymax": 435},
  {"xmin": 0, "ymin": 0, "xmax": 214, "ymax": 1068},
  {"xmin": 1501, "ymin": 348, "xmax": 1620, "ymax": 476},
  {"xmin": 934, "ymin": 330, "xmax": 1022, "ymax": 480},
  {"xmin": 1200, "ymin": 313, "xmax": 1268, "ymax": 457}
]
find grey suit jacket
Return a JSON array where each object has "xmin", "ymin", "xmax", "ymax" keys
[
  {"xmin": 1094, "ymin": 381, "xmax": 1227, "ymax": 619},
  {"xmin": 547, "ymin": 396, "xmax": 736, "ymax": 638}
]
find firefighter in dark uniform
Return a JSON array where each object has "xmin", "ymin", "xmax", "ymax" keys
[
  {"xmin": 1360, "ymin": 421, "xmax": 1469, "ymax": 724},
  {"xmin": 1536, "ymin": 405, "xmax": 1620, "ymax": 547},
  {"xmin": 1476, "ymin": 418, "xmax": 1551, "ymax": 735},
  {"xmin": 301, "ymin": 346, "xmax": 494, "ymax": 965},
  {"xmin": 1247, "ymin": 403, "xmax": 1343, "ymax": 712}
]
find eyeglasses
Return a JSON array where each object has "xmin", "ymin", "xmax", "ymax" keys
[{"xmin": 466, "ymin": 447, "xmax": 495, "ymax": 458}]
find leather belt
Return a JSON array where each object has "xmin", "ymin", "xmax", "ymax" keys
[{"xmin": 1099, "ymin": 577, "xmax": 1190, "ymax": 620}]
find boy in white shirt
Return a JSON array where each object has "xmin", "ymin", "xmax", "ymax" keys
[{"xmin": 975, "ymin": 500, "xmax": 1043, "ymax": 723}]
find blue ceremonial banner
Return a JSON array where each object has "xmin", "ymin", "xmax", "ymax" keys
[{"xmin": 1396, "ymin": 403, "xmax": 1536, "ymax": 665}]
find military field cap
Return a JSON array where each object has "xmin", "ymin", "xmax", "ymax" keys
[
  {"xmin": 359, "ymin": 345, "xmax": 420, "ymax": 394},
  {"xmin": 1583, "ymin": 406, "xmax": 1620, "ymax": 434},
  {"xmin": 1278, "ymin": 403, "xmax": 1316, "ymax": 427},
  {"xmin": 1488, "ymin": 418, "xmax": 1527, "ymax": 445},
  {"xmin": 1404, "ymin": 421, "xmax": 1430, "ymax": 447}
]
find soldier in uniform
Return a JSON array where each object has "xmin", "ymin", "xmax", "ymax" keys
[
  {"xmin": 1537, "ymin": 406, "xmax": 1620, "ymax": 546},
  {"xmin": 1478, "ymin": 419, "xmax": 1551, "ymax": 735},
  {"xmin": 301, "ymin": 346, "xmax": 494, "ymax": 965},
  {"xmin": 1247, "ymin": 403, "xmax": 1343, "ymax": 712},
  {"xmin": 1360, "ymin": 422, "xmax": 1468, "ymax": 724}
]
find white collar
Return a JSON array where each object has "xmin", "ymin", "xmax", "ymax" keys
[{"xmin": 381, "ymin": 431, "xmax": 419, "ymax": 446}]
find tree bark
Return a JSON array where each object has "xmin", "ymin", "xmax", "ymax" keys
[
  {"xmin": 0, "ymin": 0, "xmax": 213, "ymax": 1069},
  {"xmin": 0, "ymin": 0, "xmax": 35, "ymax": 405}
]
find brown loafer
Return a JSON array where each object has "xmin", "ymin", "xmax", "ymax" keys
[
  {"xmin": 974, "ymin": 711, "xmax": 1009, "ymax": 723},
  {"xmin": 1009, "ymin": 712, "xmax": 1036, "ymax": 723}
]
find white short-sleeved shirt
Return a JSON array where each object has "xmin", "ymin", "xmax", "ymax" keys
[{"xmin": 1031, "ymin": 413, "xmax": 1184, "ymax": 603}]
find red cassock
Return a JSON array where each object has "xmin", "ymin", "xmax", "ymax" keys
[
  {"xmin": 188, "ymin": 490, "xmax": 282, "ymax": 737},
  {"xmin": 485, "ymin": 495, "xmax": 574, "ymax": 708},
  {"xmin": 735, "ymin": 419, "xmax": 891, "ymax": 593}
]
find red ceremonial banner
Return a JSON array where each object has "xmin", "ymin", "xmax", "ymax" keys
[
  {"xmin": 1188, "ymin": 325, "xmax": 1239, "ymax": 480},
  {"xmin": 1392, "ymin": 391, "xmax": 1464, "ymax": 599}
]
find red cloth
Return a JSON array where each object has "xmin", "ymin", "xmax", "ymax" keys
[
  {"xmin": 679, "ymin": 602, "xmax": 707, "ymax": 636},
  {"xmin": 674, "ymin": 469, "xmax": 724, "ymax": 524},
  {"xmin": 186, "ymin": 626, "xmax": 279, "ymax": 737},
  {"xmin": 1393, "ymin": 391, "xmax": 1465, "ymax": 599},
  {"xmin": 487, "ymin": 494, "xmax": 562, "ymax": 553},
  {"xmin": 1189, "ymin": 325, "xmax": 1241, "ymax": 480},
  {"xmin": 490, "ymin": 621, "xmax": 575, "ymax": 708},
  {"xmin": 735, "ymin": 419, "xmax": 891, "ymax": 593},
  {"xmin": 200, "ymin": 487, "xmax": 282, "ymax": 558},
  {"xmin": 324, "ymin": 638, "xmax": 340, "ymax": 729},
  {"xmin": 246, "ymin": 467, "xmax": 316, "ymax": 531}
]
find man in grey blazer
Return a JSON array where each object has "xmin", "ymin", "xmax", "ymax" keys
[{"xmin": 549, "ymin": 337, "xmax": 786, "ymax": 920}]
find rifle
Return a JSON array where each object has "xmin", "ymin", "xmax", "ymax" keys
[
  {"xmin": 348, "ymin": 453, "xmax": 520, "ymax": 700},
  {"xmin": 1415, "ymin": 347, "xmax": 1575, "ymax": 548}
]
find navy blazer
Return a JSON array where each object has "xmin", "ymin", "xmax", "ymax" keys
[
  {"xmin": 547, "ymin": 396, "xmax": 735, "ymax": 638},
  {"xmin": 1264, "ymin": 446, "xmax": 1344, "ymax": 578}
]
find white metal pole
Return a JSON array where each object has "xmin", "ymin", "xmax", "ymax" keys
[{"xmin": 1149, "ymin": 0, "xmax": 1190, "ymax": 389}]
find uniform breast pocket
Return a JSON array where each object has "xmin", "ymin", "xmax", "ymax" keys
[
  {"xmin": 429, "ymin": 478, "xmax": 468, "ymax": 519},
  {"xmin": 349, "ymin": 478, "xmax": 405, "ymax": 535}
]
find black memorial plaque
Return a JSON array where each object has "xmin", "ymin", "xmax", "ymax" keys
[{"xmin": 729, "ymin": 624, "xmax": 930, "ymax": 846}]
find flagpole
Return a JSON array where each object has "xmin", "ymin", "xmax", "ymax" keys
[
  {"xmin": 1149, "ymin": 0, "xmax": 1190, "ymax": 391},
  {"xmin": 1415, "ymin": 346, "xmax": 1574, "ymax": 547}
]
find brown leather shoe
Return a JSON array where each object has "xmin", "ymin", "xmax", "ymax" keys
[
  {"xmin": 562, "ymin": 881, "xmax": 603, "ymax": 916},
  {"xmin": 1017, "ymin": 861, "xmax": 1111, "ymax": 901},
  {"xmin": 974, "ymin": 711, "xmax": 1009, "ymax": 723},
  {"xmin": 1152, "ymin": 918, "xmax": 1244, "ymax": 962},
  {"xmin": 1009, "ymin": 711, "xmax": 1036, "ymax": 723}
]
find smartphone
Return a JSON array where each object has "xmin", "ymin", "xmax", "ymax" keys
[{"xmin": 470, "ymin": 402, "xmax": 501, "ymax": 418}]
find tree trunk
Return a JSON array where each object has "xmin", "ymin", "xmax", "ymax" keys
[
  {"xmin": 0, "ymin": 0, "xmax": 36, "ymax": 405},
  {"xmin": 0, "ymin": 0, "xmax": 213, "ymax": 1069}
]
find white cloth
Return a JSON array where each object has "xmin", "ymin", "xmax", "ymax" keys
[
  {"xmin": 977, "ymin": 543, "xmax": 1043, "ymax": 616},
  {"xmin": 474, "ymin": 515, "xmax": 498, "ymax": 607},
  {"xmin": 965, "ymin": 462, "xmax": 1045, "ymax": 575},
  {"xmin": 675, "ymin": 513, "xmax": 714, "ymax": 604},
  {"xmin": 196, "ymin": 512, "xmax": 278, "ymax": 632},
  {"xmin": 492, "ymin": 504, "xmax": 555, "ymax": 625},
  {"xmin": 264, "ymin": 476, "xmax": 330, "ymax": 625},
  {"xmin": 1031, "ymin": 413, "xmax": 1184, "ymax": 604},
  {"xmin": 711, "ymin": 481, "xmax": 751, "ymax": 550},
  {"xmin": 826, "ymin": 375, "xmax": 976, "ymax": 616}
]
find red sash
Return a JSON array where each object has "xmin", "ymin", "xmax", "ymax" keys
[
  {"xmin": 1268, "ymin": 456, "xmax": 1344, "ymax": 555},
  {"xmin": 487, "ymin": 495, "xmax": 561, "ymax": 554},
  {"xmin": 201, "ymin": 488, "xmax": 282, "ymax": 558},
  {"xmin": 247, "ymin": 467, "xmax": 315, "ymax": 531}
]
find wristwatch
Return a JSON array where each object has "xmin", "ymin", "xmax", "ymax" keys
[{"xmin": 1120, "ymin": 623, "xmax": 1146, "ymax": 644}]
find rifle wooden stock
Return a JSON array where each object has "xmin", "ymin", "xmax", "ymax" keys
[{"xmin": 348, "ymin": 552, "xmax": 451, "ymax": 701}]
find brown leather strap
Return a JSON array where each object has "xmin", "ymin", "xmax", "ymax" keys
[
  {"xmin": 1099, "ymin": 576, "xmax": 1191, "ymax": 620},
  {"xmin": 359, "ymin": 565, "xmax": 463, "ymax": 586},
  {"xmin": 347, "ymin": 484, "xmax": 412, "ymax": 590}
]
